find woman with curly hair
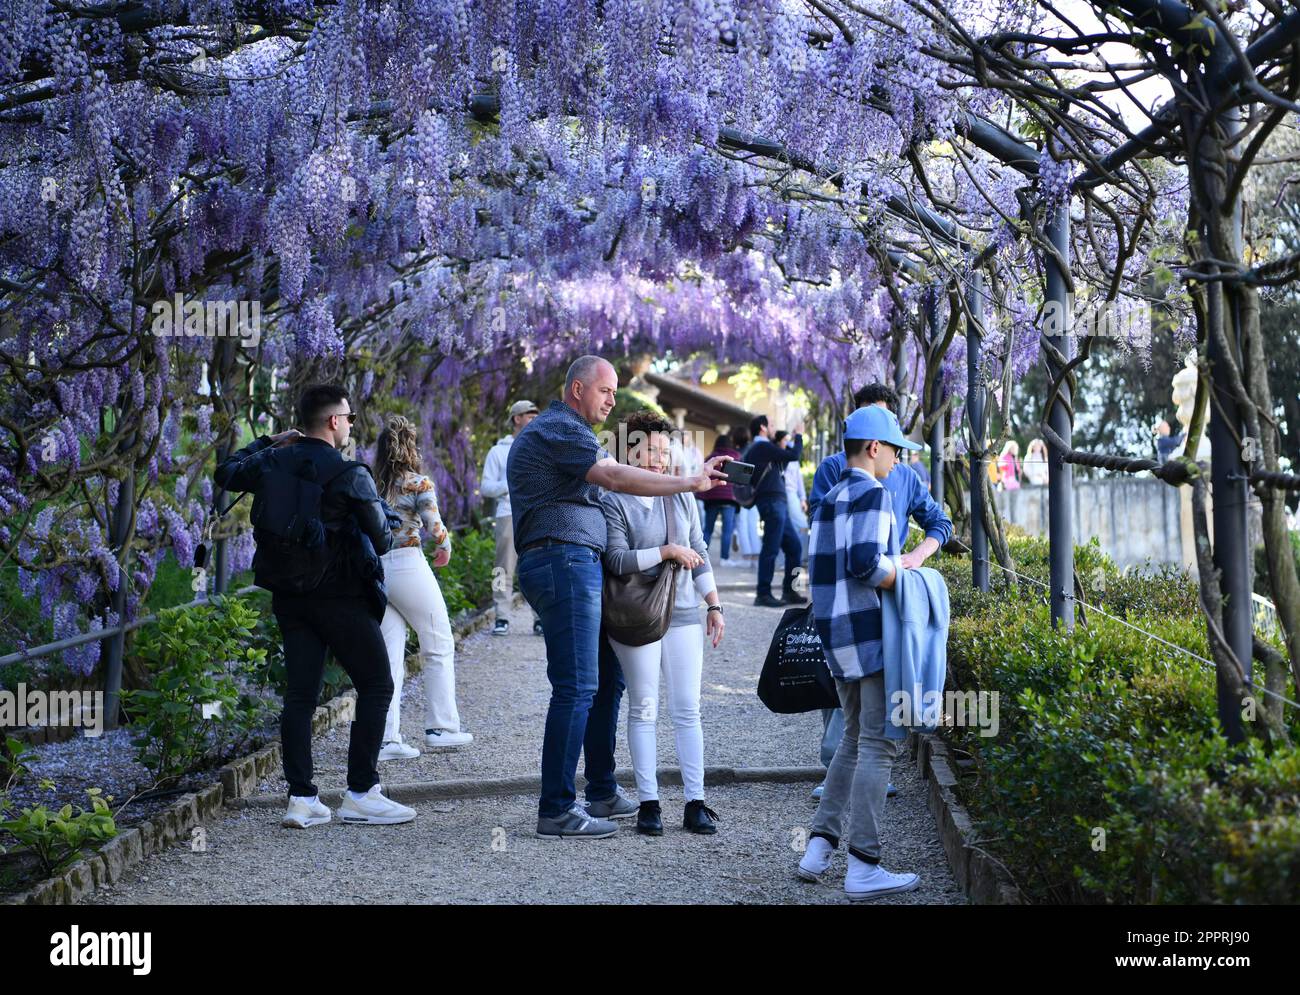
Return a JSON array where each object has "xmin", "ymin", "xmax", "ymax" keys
[
  {"xmin": 373, "ymin": 415, "xmax": 472, "ymax": 760},
  {"xmin": 601, "ymin": 410, "xmax": 725, "ymax": 836}
]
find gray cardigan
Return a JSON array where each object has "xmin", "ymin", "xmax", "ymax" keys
[{"xmin": 601, "ymin": 490, "xmax": 715, "ymax": 628}]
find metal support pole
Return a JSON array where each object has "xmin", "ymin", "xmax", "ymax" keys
[
  {"xmin": 1045, "ymin": 200, "xmax": 1075, "ymax": 630},
  {"xmin": 966, "ymin": 271, "xmax": 989, "ymax": 592},
  {"xmin": 1205, "ymin": 99, "xmax": 1251, "ymax": 744},
  {"xmin": 925, "ymin": 288, "xmax": 945, "ymax": 508}
]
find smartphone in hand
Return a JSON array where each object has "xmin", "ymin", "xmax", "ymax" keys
[{"xmin": 722, "ymin": 460, "xmax": 755, "ymax": 485}]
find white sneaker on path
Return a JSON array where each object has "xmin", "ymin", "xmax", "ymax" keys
[
  {"xmin": 796, "ymin": 835, "xmax": 834, "ymax": 882},
  {"xmin": 844, "ymin": 854, "xmax": 919, "ymax": 901},
  {"xmin": 282, "ymin": 795, "xmax": 331, "ymax": 829},
  {"xmin": 379, "ymin": 740, "xmax": 421, "ymax": 761},
  {"xmin": 337, "ymin": 785, "xmax": 417, "ymax": 825}
]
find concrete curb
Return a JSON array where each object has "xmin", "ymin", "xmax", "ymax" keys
[
  {"xmin": 230, "ymin": 764, "xmax": 827, "ymax": 808},
  {"xmin": 911, "ymin": 732, "xmax": 1024, "ymax": 905},
  {"xmin": 5, "ymin": 599, "xmax": 502, "ymax": 906}
]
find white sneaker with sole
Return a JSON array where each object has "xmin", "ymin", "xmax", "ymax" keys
[
  {"xmin": 282, "ymin": 795, "xmax": 331, "ymax": 829},
  {"xmin": 379, "ymin": 740, "xmax": 421, "ymax": 761},
  {"xmin": 844, "ymin": 854, "xmax": 920, "ymax": 901},
  {"xmin": 337, "ymin": 785, "xmax": 417, "ymax": 825},
  {"xmin": 425, "ymin": 728, "xmax": 473, "ymax": 749},
  {"xmin": 796, "ymin": 835, "xmax": 834, "ymax": 882}
]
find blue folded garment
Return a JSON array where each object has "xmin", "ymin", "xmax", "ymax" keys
[{"xmin": 881, "ymin": 565, "xmax": 950, "ymax": 739}]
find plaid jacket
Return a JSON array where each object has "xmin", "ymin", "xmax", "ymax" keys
[{"xmin": 808, "ymin": 467, "xmax": 899, "ymax": 681}]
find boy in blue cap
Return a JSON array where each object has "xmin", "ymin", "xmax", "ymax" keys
[{"xmin": 797, "ymin": 405, "xmax": 923, "ymax": 900}]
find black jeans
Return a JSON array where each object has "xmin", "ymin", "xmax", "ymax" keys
[{"xmin": 272, "ymin": 593, "xmax": 394, "ymax": 797}]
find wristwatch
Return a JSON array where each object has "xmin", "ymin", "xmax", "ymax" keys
[{"xmin": 707, "ymin": 604, "xmax": 723, "ymax": 615}]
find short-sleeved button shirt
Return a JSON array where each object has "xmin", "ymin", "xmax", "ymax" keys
[{"xmin": 507, "ymin": 400, "xmax": 612, "ymax": 552}]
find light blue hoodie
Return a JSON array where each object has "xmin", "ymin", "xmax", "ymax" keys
[{"xmin": 880, "ymin": 565, "xmax": 950, "ymax": 740}]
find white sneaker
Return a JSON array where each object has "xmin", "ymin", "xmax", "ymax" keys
[
  {"xmin": 337, "ymin": 785, "xmax": 417, "ymax": 825},
  {"xmin": 424, "ymin": 728, "xmax": 473, "ymax": 749},
  {"xmin": 844, "ymin": 854, "xmax": 920, "ymax": 901},
  {"xmin": 282, "ymin": 795, "xmax": 331, "ymax": 829},
  {"xmin": 379, "ymin": 740, "xmax": 421, "ymax": 761},
  {"xmin": 797, "ymin": 835, "xmax": 834, "ymax": 882}
]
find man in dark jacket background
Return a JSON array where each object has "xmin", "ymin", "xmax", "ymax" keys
[
  {"xmin": 742, "ymin": 414, "xmax": 806, "ymax": 607},
  {"xmin": 215, "ymin": 384, "xmax": 415, "ymax": 829}
]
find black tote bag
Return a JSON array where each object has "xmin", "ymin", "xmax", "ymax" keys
[{"xmin": 757, "ymin": 604, "xmax": 840, "ymax": 713}]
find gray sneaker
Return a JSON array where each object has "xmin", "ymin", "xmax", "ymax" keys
[
  {"xmin": 536, "ymin": 803, "xmax": 619, "ymax": 839},
  {"xmin": 584, "ymin": 785, "xmax": 638, "ymax": 820}
]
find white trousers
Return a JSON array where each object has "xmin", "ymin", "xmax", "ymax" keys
[
  {"xmin": 736, "ymin": 505, "xmax": 762, "ymax": 555},
  {"xmin": 609, "ymin": 623, "xmax": 706, "ymax": 802},
  {"xmin": 380, "ymin": 546, "xmax": 460, "ymax": 741}
]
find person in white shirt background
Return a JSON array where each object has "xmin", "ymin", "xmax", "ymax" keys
[
  {"xmin": 480, "ymin": 400, "xmax": 541, "ymax": 636},
  {"xmin": 671, "ymin": 426, "xmax": 707, "ymax": 531},
  {"xmin": 774, "ymin": 430, "xmax": 809, "ymax": 562}
]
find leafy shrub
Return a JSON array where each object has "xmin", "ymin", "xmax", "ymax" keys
[
  {"xmin": 437, "ymin": 528, "xmax": 499, "ymax": 619},
  {"xmin": 0, "ymin": 788, "xmax": 116, "ymax": 876},
  {"xmin": 941, "ymin": 535, "xmax": 1300, "ymax": 904},
  {"xmin": 120, "ymin": 595, "xmax": 277, "ymax": 785}
]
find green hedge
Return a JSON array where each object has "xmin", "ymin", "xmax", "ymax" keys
[{"xmin": 936, "ymin": 534, "xmax": 1300, "ymax": 904}]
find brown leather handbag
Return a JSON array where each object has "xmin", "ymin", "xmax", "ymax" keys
[{"xmin": 603, "ymin": 495, "xmax": 680, "ymax": 646}]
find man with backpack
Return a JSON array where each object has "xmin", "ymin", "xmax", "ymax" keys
[
  {"xmin": 215, "ymin": 384, "xmax": 416, "ymax": 829},
  {"xmin": 741, "ymin": 414, "xmax": 806, "ymax": 608}
]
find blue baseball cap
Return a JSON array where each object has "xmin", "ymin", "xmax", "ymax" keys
[{"xmin": 843, "ymin": 406, "xmax": 922, "ymax": 451}]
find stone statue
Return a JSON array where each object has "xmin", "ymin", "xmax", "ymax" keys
[{"xmin": 1170, "ymin": 349, "xmax": 1211, "ymax": 461}]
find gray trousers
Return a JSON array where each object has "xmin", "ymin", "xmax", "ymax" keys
[
  {"xmin": 493, "ymin": 515, "xmax": 516, "ymax": 618},
  {"xmin": 493, "ymin": 515, "xmax": 539, "ymax": 624},
  {"xmin": 810, "ymin": 672, "xmax": 897, "ymax": 863}
]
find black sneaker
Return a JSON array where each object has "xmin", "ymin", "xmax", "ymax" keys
[
  {"xmin": 683, "ymin": 800, "xmax": 719, "ymax": 835},
  {"xmin": 754, "ymin": 591, "xmax": 785, "ymax": 608},
  {"xmin": 636, "ymin": 800, "xmax": 663, "ymax": 836},
  {"xmin": 493, "ymin": 618, "xmax": 509, "ymax": 636}
]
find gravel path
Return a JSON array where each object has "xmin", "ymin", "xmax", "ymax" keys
[{"xmin": 85, "ymin": 556, "xmax": 963, "ymax": 905}]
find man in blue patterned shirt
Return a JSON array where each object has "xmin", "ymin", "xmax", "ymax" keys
[
  {"xmin": 797, "ymin": 404, "xmax": 923, "ymax": 900},
  {"xmin": 508, "ymin": 356, "xmax": 726, "ymax": 839}
]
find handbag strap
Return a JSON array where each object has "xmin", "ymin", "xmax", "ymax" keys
[{"xmin": 661, "ymin": 494, "xmax": 677, "ymax": 549}]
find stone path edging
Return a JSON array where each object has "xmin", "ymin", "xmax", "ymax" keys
[{"xmin": 911, "ymin": 731, "xmax": 1024, "ymax": 904}]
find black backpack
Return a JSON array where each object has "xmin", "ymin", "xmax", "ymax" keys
[
  {"xmin": 733, "ymin": 446, "xmax": 773, "ymax": 509},
  {"xmin": 248, "ymin": 455, "xmax": 365, "ymax": 595}
]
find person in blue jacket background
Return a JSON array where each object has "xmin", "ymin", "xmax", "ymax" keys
[{"xmin": 807, "ymin": 383, "xmax": 953, "ymax": 801}]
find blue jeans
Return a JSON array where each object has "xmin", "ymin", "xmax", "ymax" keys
[
  {"xmin": 585, "ymin": 626, "xmax": 624, "ymax": 803},
  {"xmin": 755, "ymin": 494, "xmax": 803, "ymax": 593},
  {"xmin": 820, "ymin": 707, "xmax": 844, "ymax": 769},
  {"xmin": 702, "ymin": 502, "xmax": 736, "ymax": 560},
  {"xmin": 518, "ymin": 544, "xmax": 622, "ymax": 818}
]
